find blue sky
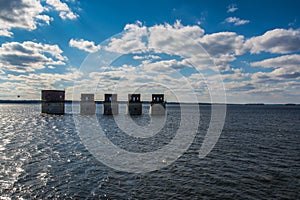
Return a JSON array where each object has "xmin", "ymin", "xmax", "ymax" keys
[{"xmin": 0, "ymin": 0, "xmax": 299, "ymax": 103}]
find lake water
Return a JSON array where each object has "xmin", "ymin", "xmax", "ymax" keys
[{"xmin": 0, "ymin": 103, "xmax": 299, "ymax": 199}]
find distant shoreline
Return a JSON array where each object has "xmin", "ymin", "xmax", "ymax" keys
[{"xmin": 0, "ymin": 100, "xmax": 299, "ymax": 106}]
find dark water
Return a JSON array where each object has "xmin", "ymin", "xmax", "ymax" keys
[{"xmin": 0, "ymin": 104, "xmax": 299, "ymax": 199}]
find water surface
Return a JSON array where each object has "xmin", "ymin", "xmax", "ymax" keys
[{"xmin": 0, "ymin": 104, "xmax": 299, "ymax": 199}]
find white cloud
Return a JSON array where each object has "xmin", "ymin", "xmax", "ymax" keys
[
  {"xmin": 105, "ymin": 21, "xmax": 148, "ymax": 54},
  {"xmin": 142, "ymin": 59, "xmax": 191, "ymax": 74},
  {"xmin": 229, "ymin": 72, "xmax": 247, "ymax": 82},
  {"xmin": 0, "ymin": 21, "xmax": 295, "ymax": 103},
  {"xmin": 251, "ymin": 69, "xmax": 300, "ymax": 84},
  {"xmin": 35, "ymin": 14, "xmax": 53, "ymax": 25},
  {"xmin": 69, "ymin": 39, "xmax": 101, "ymax": 53},
  {"xmin": 0, "ymin": 41, "xmax": 66, "ymax": 73},
  {"xmin": 148, "ymin": 20, "xmax": 205, "ymax": 57},
  {"xmin": 198, "ymin": 31, "xmax": 245, "ymax": 71},
  {"xmin": 224, "ymin": 53, "xmax": 300, "ymax": 103},
  {"xmin": 227, "ymin": 4, "xmax": 238, "ymax": 13},
  {"xmin": 251, "ymin": 54, "xmax": 300, "ymax": 68},
  {"xmin": 221, "ymin": 68, "xmax": 250, "ymax": 81},
  {"xmin": 133, "ymin": 55, "xmax": 161, "ymax": 60},
  {"xmin": 54, "ymin": 23, "xmax": 300, "ymax": 102},
  {"xmin": 245, "ymin": 28, "xmax": 300, "ymax": 54},
  {"xmin": 45, "ymin": 0, "xmax": 78, "ymax": 20},
  {"xmin": 199, "ymin": 32, "xmax": 245, "ymax": 56},
  {"xmin": 105, "ymin": 21, "xmax": 248, "ymax": 75},
  {"xmin": 225, "ymin": 17, "xmax": 250, "ymax": 26},
  {"xmin": 0, "ymin": 0, "xmax": 46, "ymax": 37},
  {"xmin": 6, "ymin": 71, "xmax": 82, "ymax": 84},
  {"xmin": 0, "ymin": 29, "xmax": 13, "ymax": 37},
  {"xmin": 0, "ymin": 0, "xmax": 77, "ymax": 37},
  {"xmin": 105, "ymin": 20, "xmax": 205, "ymax": 56},
  {"xmin": 0, "ymin": 70, "xmax": 82, "ymax": 100},
  {"xmin": 70, "ymin": 57, "xmax": 205, "ymax": 102},
  {"xmin": 250, "ymin": 54, "xmax": 300, "ymax": 79},
  {"xmin": 270, "ymin": 67, "xmax": 300, "ymax": 79},
  {"xmin": 106, "ymin": 21, "xmax": 246, "ymax": 73}
]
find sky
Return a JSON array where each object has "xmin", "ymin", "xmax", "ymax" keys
[{"xmin": 0, "ymin": 0, "xmax": 300, "ymax": 103}]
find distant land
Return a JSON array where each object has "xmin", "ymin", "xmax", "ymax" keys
[{"xmin": 0, "ymin": 100, "xmax": 299, "ymax": 106}]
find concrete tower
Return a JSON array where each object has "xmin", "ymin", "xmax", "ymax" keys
[
  {"xmin": 41, "ymin": 90, "xmax": 65, "ymax": 114},
  {"xmin": 80, "ymin": 94, "xmax": 96, "ymax": 115},
  {"xmin": 103, "ymin": 94, "xmax": 118, "ymax": 115},
  {"xmin": 127, "ymin": 94, "xmax": 142, "ymax": 115},
  {"xmin": 150, "ymin": 94, "xmax": 166, "ymax": 115}
]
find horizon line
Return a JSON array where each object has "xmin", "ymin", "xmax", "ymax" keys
[{"xmin": 0, "ymin": 100, "xmax": 299, "ymax": 106}]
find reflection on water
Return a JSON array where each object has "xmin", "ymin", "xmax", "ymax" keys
[{"xmin": 0, "ymin": 104, "xmax": 299, "ymax": 199}]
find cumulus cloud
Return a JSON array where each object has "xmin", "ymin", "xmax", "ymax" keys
[
  {"xmin": 105, "ymin": 20, "xmax": 246, "ymax": 73},
  {"xmin": 105, "ymin": 21, "xmax": 148, "ymax": 54},
  {"xmin": 142, "ymin": 59, "xmax": 192, "ymax": 74},
  {"xmin": 109, "ymin": 21, "xmax": 251, "ymax": 74},
  {"xmin": 221, "ymin": 68, "xmax": 250, "ymax": 81},
  {"xmin": 251, "ymin": 70, "xmax": 300, "ymax": 84},
  {"xmin": 234, "ymin": 54, "xmax": 300, "ymax": 103},
  {"xmin": 69, "ymin": 39, "xmax": 101, "ymax": 53},
  {"xmin": 0, "ymin": 29, "xmax": 13, "ymax": 37},
  {"xmin": 271, "ymin": 68, "xmax": 300, "ymax": 79},
  {"xmin": 250, "ymin": 54, "xmax": 300, "ymax": 80},
  {"xmin": 198, "ymin": 31, "xmax": 245, "ymax": 71},
  {"xmin": 245, "ymin": 28, "xmax": 300, "ymax": 54},
  {"xmin": 227, "ymin": 4, "xmax": 238, "ymax": 13},
  {"xmin": 199, "ymin": 32, "xmax": 245, "ymax": 56},
  {"xmin": 68, "ymin": 23, "xmax": 300, "ymax": 104},
  {"xmin": 251, "ymin": 54, "xmax": 300, "ymax": 68},
  {"xmin": 35, "ymin": 14, "xmax": 53, "ymax": 25},
  {"xmin": 225, "ymin": 17, "xmax": 250, "ymax": 26},
  {"xmin": 148, "ymin": 20, "xmax": 205, "ymax": 57},
  {"xmin": 105, "ymin": 20, "xmax": 206, "ymax": 57},
  {"xmin": 0, "ymin": 0, "xmax": 77, "ymax": 37},
  {"xmin": 106, "ymin": 23, "xmax": 299, "ymax": 76},
  {"xmin": 0, "ymin": 41, "xmax": 66, "ymax": 73},
  {"xmin": 45, "ymin": 0, "xmax": 78, "ymax": 20},
  {"xmin": 0, "ymin": 0, "xmax": 47, "ymax": 36},
  {"xmin": 1, "ymin": 20, "xmax": 297, "ymax": 102}
]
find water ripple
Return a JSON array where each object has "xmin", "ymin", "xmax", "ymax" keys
[{"xmin": 0, "ymin": 104, "xmax": 299, "ymax": 199}]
